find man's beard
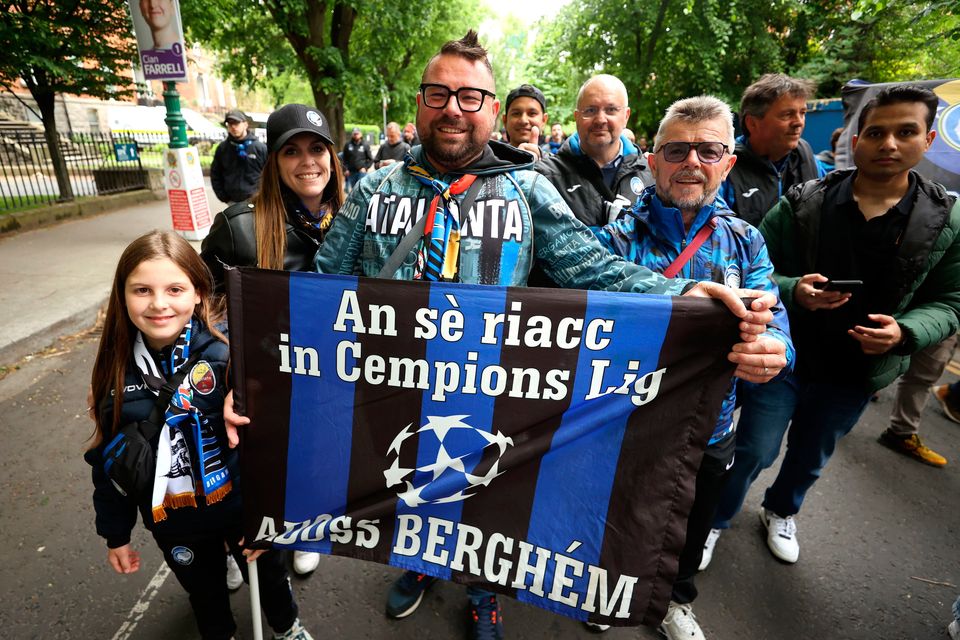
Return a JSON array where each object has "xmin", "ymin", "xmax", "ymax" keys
[
  {"xmin": 656, "ymin": 169, "xmax": 718, "ymax": 212},
  {"xmin": 421, "ymin": 118, "xmax": 489, "ymax": 171}
]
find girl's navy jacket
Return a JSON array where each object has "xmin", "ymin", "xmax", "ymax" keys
[{"xmin": 84, "ymin": 322, "xmax": 242, "ymax": 548}]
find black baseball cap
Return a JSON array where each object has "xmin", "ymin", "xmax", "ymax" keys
[
  {"xmin": 224, "ymin": 109, "xmax": 247, "ymax": 124},
  {"xmin": 267, "ymin": 104, "xmax": 334, "ymax": 152},
  {"xmin": 505, "ymin": 84, "xmax": 547, "ymax": 113}
]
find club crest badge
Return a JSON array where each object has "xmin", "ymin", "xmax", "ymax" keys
[
  {"xmin": 190, "ymin": 361, "xmax": 216, "ymax": 395},
  {"xmin": 172, "ymin": 546, "xmax": 194, "ymax": 565},
  {"xmin": 724, "ymin": 264, "xmax": 742, "ymax": 289},
  {"xmin": 384, "ymin": 415, "xmax": 513, "ymax": 507}
]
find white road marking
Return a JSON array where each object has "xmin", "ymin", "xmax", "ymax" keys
[{"xmin": 111, "ymin": 562, "xmax": 171, "ymax": 640}]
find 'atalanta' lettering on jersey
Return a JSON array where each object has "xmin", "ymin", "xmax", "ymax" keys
[{"xmin": 364, "ymin": 192, "xmax": 526, "ymax": 242}]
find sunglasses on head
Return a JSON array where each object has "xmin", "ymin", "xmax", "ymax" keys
[{"xmin": 656, "ymin": 141, "xmax": 728, "ymax": 164}]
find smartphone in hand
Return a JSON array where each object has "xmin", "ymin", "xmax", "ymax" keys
[{"xmin": 813, "ymin": 279, "xmax": 863, "ymax": 294}]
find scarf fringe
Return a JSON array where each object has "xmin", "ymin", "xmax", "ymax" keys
[{"xmin": 204, "ymin": 481, "xmax": 232, "ymax": 506}]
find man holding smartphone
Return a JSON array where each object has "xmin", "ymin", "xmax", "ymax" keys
[{"xmin": 701, "ymin": 85, "xmax": 960, "ymax": 568}]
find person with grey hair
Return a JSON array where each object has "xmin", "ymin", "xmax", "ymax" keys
[
  {"xmin": 374, "ymin": 122, "xmax": 410, "ymax": 169},
  {"xmin": 593, "ymin": 95, "xmax": 794, "ymax": 640},
  {"xmin": 719, "ymin": 73, "xmax": 825, "ymax": 227}
]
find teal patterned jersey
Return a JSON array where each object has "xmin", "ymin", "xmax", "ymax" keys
[{"xmin": 315, "ymin": 141, "xmax": 689, "ymax": 296}]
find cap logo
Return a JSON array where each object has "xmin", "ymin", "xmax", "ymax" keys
[{"xmin": 306, "ymin": 111, "xmax": 323, "ymax": 127}]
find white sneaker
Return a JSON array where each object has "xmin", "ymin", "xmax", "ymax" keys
[
  {"xmin": 292, "ymin": 551, "xmax": 320, "ymax": 575},
  {"xmin": 949, "ymin": 619, "xmax": 960, "ymax": 640},
  {"xmin": 760, "ymin": 508, "xmax": 799, "ymax": 563},
  {"xmin": 699, "ymin": 529, "xmax": 721, "ymax": 571},
  {"xmin": 225, "ymin": 553, "xmax": 243, "ymax": 590},
  {"xmin": 583, "ymin": 621, "xmax": 611, "ymax": 632},
  {"xmin": 659, "ymin": 601, "xmax": 706, "ymax": 640}
]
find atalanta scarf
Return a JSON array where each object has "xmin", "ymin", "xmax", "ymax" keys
[
  {"xmin": 405, "ymin": 153, "xmax": 477, "ymax": 281},
  {"xmin": 132, "ymin": 321, "xmax": 232, "ymax": 522}
]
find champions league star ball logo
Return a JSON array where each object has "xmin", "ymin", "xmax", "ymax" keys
[{"xmin": 384, "ymin": 415, "xmax": 513, "ymax": 507}]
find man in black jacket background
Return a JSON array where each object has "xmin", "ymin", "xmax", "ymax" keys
[
  {"xmin": 536, "ymin": 74, "xmax": 652, "ymax": 230},
  {"xmin": 719, "ymin": 74, "xmax": 824, "ymax": 227},
  {"xmin": 342, "ymin": 127, "xmax": 374, "ymax": 191},
  {"xmin": 210, "ymin": 109, "xmax": 268, "ymax": 205}
]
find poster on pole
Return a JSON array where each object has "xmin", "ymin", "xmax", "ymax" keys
[
  {"xmin": 127, "ymin": 0, "xmax": 188, "ymax": 81},
  {"xmin": 226, "ymin": 267, "xmax": 740, "ymax": 627}
]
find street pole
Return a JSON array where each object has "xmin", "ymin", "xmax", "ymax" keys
[
  {"xmin": 162, "ymin": 81, "xmax": 189, "ymax": 149},
  {"xmin": 381, "ymin": 89, "xmax": 388, "ymax": 142}
]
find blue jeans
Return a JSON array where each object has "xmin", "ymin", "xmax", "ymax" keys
[
  {"xmin": 714, "ymin": 374, "xmax": 872, "ymax": 526},
  {"xmin": 713, "ymin": 377, "xmax": 798, "ymax": 529}
]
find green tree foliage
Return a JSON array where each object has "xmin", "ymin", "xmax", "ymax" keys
[
  {"xmin": 528, "ymin": 0, "xmax": 798, "ymax": 137},
  {"xmin": 527, "ymin": 0, "xmax": 959, "ymax": 140},
  {"xmin": 345, "ymin": 0, "xmax": 481, "ymax": 127},
  {"xmin": 0, "ymin": 0, "xmax": 137, "ymax": 200},
  {"xmin": 183, "ymin": 0, "xmax": 479, "ymax": 145}
]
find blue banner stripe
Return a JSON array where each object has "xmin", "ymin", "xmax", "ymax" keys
[
  {"xmin": 390, "ymin": 282, "xmax": 507, "ymax": 574},
  {"xmin": 285, "ymin": 273, "xmax": 359, "ymax": 554},
  {"xmin": 517, "ymin": 292, "xmax": 672, "ymax": 615}
]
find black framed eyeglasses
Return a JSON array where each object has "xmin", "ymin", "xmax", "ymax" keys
[
  {"xmin": 420, "ymin": 83, "xmax": 496, "ymax": 113},
  {"xmin": 656, "ymin": 141, "xmax": 729, "ymax": 164}
]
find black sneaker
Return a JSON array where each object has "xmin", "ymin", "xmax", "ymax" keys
[
  {"xmin": 385, "ymin": 571, "xmax": 436, "ymax": 619},
  {"xmin": 468, "ymin": 595, "xmax": 503, "ymax": 640}
]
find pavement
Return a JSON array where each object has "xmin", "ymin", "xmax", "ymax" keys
[{"xmin": 0, "ymin": 181, "xmax": 215, "ymax": 367}]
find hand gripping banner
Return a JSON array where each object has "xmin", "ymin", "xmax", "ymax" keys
[{"xmin": 226, "ymin": 268, "xmax": 739, "ymax": 627}]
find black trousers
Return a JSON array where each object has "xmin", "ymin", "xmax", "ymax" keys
[
  {"xmin": 671, "ymin": 434, "xmax": 735, "ymax": 605},
  {"xmin": 154, "ymin": 525, "xmax": 298, "ymax": 640}
]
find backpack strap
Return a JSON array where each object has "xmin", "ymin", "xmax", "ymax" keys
[
  {"xmin": 138, "ymin": 345, "xmax": 210, "ymax": 441},
  {"xmin": 376, "ymin": 174, "xmax": 485, "ymax": 280},
  {"xmin": 663, "ymin": 218, "xmax": 717, "ymax": 279}
]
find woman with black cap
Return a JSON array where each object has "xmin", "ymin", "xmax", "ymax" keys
[
  {"xmin": 201, "ymin": 103, "xmax": 345, "ymax": 295},
  {"xmin": 200, "ymin": 103, "xmax": 343, "ymax": 577}
]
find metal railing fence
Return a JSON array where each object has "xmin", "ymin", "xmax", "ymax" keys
[{"xmin": 0, "ymin": 130, "xmax": 223, "ymax": 213}]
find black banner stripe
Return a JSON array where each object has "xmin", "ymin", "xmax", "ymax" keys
[
  {"xmin": 597, "ymin": 297, "xmax": 738, "ymax": 625},
  {"xmin": 230, "ymin": 268, "xmax": 293, "ymax": 546},
  {"xmin": 333, "ymin": 278, "xmax": 433, "ymax": 563}
]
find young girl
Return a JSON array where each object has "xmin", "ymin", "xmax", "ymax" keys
[{"xmin": 85, "ymin": 230, "xmax": 312, "ymax": 640}]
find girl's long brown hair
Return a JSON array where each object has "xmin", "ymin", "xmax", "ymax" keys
[
  {"xmin": 88, "ymin": 230, "xmax": 226, "ymax": 448},
  {"xmin": 251, "ymin": 138, "xmax": 345, "ymax": 270}
]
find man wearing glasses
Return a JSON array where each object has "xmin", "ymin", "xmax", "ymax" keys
[
  {"xmin": 594, "ymin": 96, "xmax": 793, "ymax": 640},
  {"xmin": 315, "ymin": 32, "xmax": 787, "ymax": 640},
  {"xmin": 536, "ymin": 74, "xmax": 653, "ymax": 233}
]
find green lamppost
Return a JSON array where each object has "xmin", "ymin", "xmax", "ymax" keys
[{"xmin": 163, "ymin": 81, "xmax": 189, "ymax": 149}]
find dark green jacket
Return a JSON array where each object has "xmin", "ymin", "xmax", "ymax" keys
[{"xmin": 759, "ymin": 169, "xmax": 960, "ymax": 391}]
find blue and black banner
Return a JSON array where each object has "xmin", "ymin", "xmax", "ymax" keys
[{"xmin": 226, "ymin": 267, "xmax": 738, "ymax": 626}]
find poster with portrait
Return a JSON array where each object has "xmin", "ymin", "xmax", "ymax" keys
[{"xmin": 127, "ymin": 0, "xmax": 188, "ymax": 81}]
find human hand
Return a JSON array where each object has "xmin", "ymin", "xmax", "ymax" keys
[
  {"xmin": 849, "ymin": 314, "xmax": 903, "ymax": 355},
  {"xmin": 684, "ymin": 283, "xmax": 775, "ymax": 342},
  {"xmin": 108, "ymin": 544, "xmax": 141, "ymax": 574},
  {"xmin": 794, "ymin": 273, "xmax": 850, "ymax": 311},
  {"xmin": 223, "ymin": 390, "xmax": 248, "ymax": 449},
  {"xmin": 239, "ymin": 537, "xmax": 267, "ymax": 563},
  {"xmin": 729, "ymin": 334, "xmax": 788, "ymax": 383},
  {"xmin": 380, "ymin": 159, "xmax": 396, "ymax": 166}
]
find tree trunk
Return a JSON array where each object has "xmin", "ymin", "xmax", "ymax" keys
[
  {"xmin": 33, "ymin": 91, "xmax": 74, "ymax": 202},
  {"xmin": 314, "ymin": 87, "xmax": 346, "ymax": 149}
]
